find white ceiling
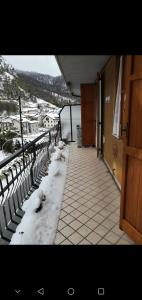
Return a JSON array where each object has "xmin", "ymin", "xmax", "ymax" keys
[{"xmin": 56, "ymin": 55, "xmax": 110, "ymax": 96}]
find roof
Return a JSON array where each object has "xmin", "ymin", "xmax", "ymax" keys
[
  {"xmin": 28, "ymin": 120, "xmax": 39, "ymax": 124},
  {"xmin": 43, "ymin": 113, "xmax": 59, "ymax": 121},
  {"xmin": 55, "ymin": 55, "xmax": 110, "ymax": 96},
  {"xmin": 22, "ymin": 107, "xmax": 38, "ymax": 112},
  {"xmin": 24, "ymin": 113, "xmax": 39, "ymax": 118},
  {"xmin": 1, "ymin": 118, "xmax": 12, "ymax": 123},
  {"xmin": 0, "ymin": 99, "xmax": 18, "ymax": 103}
]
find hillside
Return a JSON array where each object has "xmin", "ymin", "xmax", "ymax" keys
[
  {"xmin": 16, "ymin": 70, "xmax": 78, "ymax": 106},
  {"xmin": 0, "ymin": 56, "xmax": 79, "ymax": 115}
]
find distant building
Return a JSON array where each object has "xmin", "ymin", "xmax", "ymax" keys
[
  {"xmin": 0, "ymin": 117, "xmax": 13, "ymax": 132},
  {"xmin": 42, "ymin": 113, "xmax": 59, "ymax": 128},
  {"xmin": 10, "ymin": 116, "xmax": 39, "ymax": 135},
  {"xmin": 10, "ymin": 116, "xmax": 30, "ymax": 135},
  {"xmin": 28, "ymin": 120, "xmax": 39, "ymax": 134}
]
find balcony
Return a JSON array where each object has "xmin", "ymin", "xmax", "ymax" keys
[
  {"xmin": 0, "ymin": 104, "xmax": 135, "ymax": 244},
  {"xmin": 55, "ymin": 142, "xmax": 134, "ymax": 245}
]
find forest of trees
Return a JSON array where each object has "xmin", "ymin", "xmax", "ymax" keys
[
  {"xmin": 16, "ymin": 72, "xmax": 78, "ymax": 107},
  {"xmin": 0, "ymin": 101, "xmax": 18, "ymax": 115}
]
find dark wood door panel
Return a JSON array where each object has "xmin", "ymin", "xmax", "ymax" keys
[
  {"xmin": 120, "ymin": 55, "xmax": 142, "ymax": 244},
  {"xmin": 129, "ymin": 79, "xmax": 142, "ymax": 149},
  {"xmin": 82, "ymin": 122, "xmax": 96, "ymax": 145},
  {"xmin": 125, "ymin": 156, "xmax": 141, "ymax": 228},
  {"xmin": 81, "ymin": 84, "xmax": 96, "ymax": 146},
  {"xmin": 82, "ymin": 104, "xmax": 96, "ymax": 121},
  {"xmin": 132, "ymin": 55, "xmax": 142, "ymax": 74}
]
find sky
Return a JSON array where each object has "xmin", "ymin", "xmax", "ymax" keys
[{"xmin": 2, "ymin": 55, "xmax": 61, "ymax": 76}]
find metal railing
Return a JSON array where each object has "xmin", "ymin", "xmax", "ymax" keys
[
  {"xmin": 0, "ymin": 122, "xmax": 60, "ymax": 243},
  {"xmin": 0, "ymin": 104, "xmax": 80, "ymax": 243}
]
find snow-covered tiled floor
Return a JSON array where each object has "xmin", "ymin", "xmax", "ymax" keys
[{"xmin": 55, "ymin": 143, "xmax": 135, "ymax": 245}]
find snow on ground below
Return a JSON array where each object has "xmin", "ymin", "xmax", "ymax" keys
[
  {"xmin": 0, "ymin": 150, "xmax": 9, "ymax": 163},
  {"xmin": 13, "ymin": 132, "xmax": 45, "ymax": 144},
  {"xmin": 36, "ymin": 97, "xmax": 47, "ymax": 105},
  {"xmin": 10, "ymin": 142, "xmax": 69, "ymax": 244},
  {"xmin": 4, "ymin": 72, "xmax": 14, "ymax": 80},
  {"xmin": 23, "ymin": 132, "xmax": 42, "ymax": 142},
  {"xmin": 36, "ymin": 97, "xmax": 58, "ymax": 109}
]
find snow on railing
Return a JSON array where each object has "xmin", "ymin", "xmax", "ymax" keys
[{"xmin": 0, "ymin": 122, "xmax": 60, "ymax": 243}]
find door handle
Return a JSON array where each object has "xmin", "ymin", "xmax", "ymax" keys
[{"xmin": 121, "ymin": 123, "xmax": 128, "ymax": 137}]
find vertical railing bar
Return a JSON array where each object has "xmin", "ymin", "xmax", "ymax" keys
[
  {"xmin": 3, "ymin": 205, "xmax": 14, "ymax": 233},
  {"xmin": 16, "ymin": 161, "xmax": 24, "ymax": 204},
  {"xmin": 6, "ymin": 167, "xmax": 20, "ymax": 211},
  {"xmin": 9, "ymin": 167, "xmax": 14, "ymax": 186},
  {"xmin": 70, "ymin": 105, "xmax": 73, "ymax": 141},
  {"xmin": 23, "ymin": 156, "xmax": 29, "ymax": 198},
  {"xmin": 7, "ymin": 196, "xmax": 17, "ymax": 225},
  {"xmin": 59, "ymin": 113, "xmax": 62, "ymax": 140},
  {"xmin": 0, "ymin": 179, "xmax": 4, "ymax": 205},
  {"xmin": 14, "ymin": 162, "xmax": 25, "ymax": 205},
  {"xmin": 2, "ymin": 205, "xmax": 8, "ymax": 230},
  {"xmin": 18, "ymin": 95, "xmax": 25, "ymax": 169},
  {"xmin": 12, "ymin": 163, "xmax": 21, "ymax": 195},
  {"xmin": 30, "ymin": 143, "xmax": 38, "ymax": 188},
  {"xmin": 3, "ymin": 172, "xmax": 10, "ymax": 203},
  {"xmin": 9, "ymin": 163, "xmax": 22, "ymax": 216},
  {"xmin": 25, "ymin": 156, "xmax": 30, "ymax": 194},
  {"xmin": 11, "ymin": 193, "xmax": 18, "ymax": 217}
]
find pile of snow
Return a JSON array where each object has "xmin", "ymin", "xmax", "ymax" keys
[
  {"xmin": 10, "ymin": 141, "xmax": 68, "ymax": 244},
  {"xmin": 52, "ymin": 149, "xmax": 65, "ymax": 161},
  {"xmin": 36, "ymin": 97, "xmax": 58, "ymax": 109},
  {"xmin": 19, "ymin": 87, "xmax": 25, "ymax": 93},
  {"xmin": 22, "ymin": 189, "xmax": 45, "ymax": 214},
  {"xmin": 58, "ymin": 141, "xmax": 65, "ymax": 150},
  {"xmin": 4, "ymin": 72, "xmax": 14, "ymax": 80}
]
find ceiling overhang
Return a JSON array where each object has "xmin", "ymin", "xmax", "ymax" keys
[{"xmin": 55, "ymin": 55, "xmax": 110, "ymax": 97}]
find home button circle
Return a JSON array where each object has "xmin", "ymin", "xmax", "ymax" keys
[{"xmin": 67, "ymin": 288, "xmax": 75, "ymax": 296}]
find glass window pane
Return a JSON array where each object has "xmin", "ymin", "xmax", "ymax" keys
[
  {"xmin": 60, "ymin": 106, "xmax": 71, "ymax": 140},
  {"xmin": 71, "ymin": 105, "xmax": 81, "ymax": 141}
]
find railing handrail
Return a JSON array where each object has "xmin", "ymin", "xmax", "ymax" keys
[
  {"xmin": 59, "ymin": 103, "xmax": 81, "ymax": 116},
  {"xmin": 0, "ymin": 124, "xmax": 58, "ymax": 170}
]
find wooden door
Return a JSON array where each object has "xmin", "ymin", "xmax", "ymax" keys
[
  {"xmin": 81, "ymin": 83, "xmax": 96, "ymax": 146},
  {"xmin": 120, "ymin": 55, "xmax": 142, "ymax": 244}
]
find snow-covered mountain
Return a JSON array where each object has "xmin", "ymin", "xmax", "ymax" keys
[
  {"xmin": 0, "ymin": 56, "xmax": 79, "ymax": 115},
  {"xmin": 0, "ymin": 56, "xmax": 29, "ymax": 101},
  {"xmin": 16, "ymin": 69, "xmax": 78, "ymax": 106}
]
